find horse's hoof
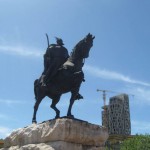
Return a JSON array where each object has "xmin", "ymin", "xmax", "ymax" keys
[
  {"xmin": 67, "ymin": 115, "xmax": 74, "ymax": 119},
  {"xmin": 55, "ymin": 115, "xmax": 60, "ymax": 119},
  {"xmin": 32, "ymin": 120, "xmax": 37, "ymax": 124},
  {"xmin": 75, "ymin": 94, "xmax": 83, "ymax": 100}
]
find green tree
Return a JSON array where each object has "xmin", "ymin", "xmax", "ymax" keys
[{"xmin": 120, "ymin": 134, "xmax": 150, "ymax": 150}]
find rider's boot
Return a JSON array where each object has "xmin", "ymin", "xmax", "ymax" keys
[{"xmin": 75, "ymin": 93, "xmax": 84, "ymax": 100}]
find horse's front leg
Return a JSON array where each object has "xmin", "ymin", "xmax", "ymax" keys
[{"xmin": 67, "ymin": 91, "xmax": 78, "ymax": 118}]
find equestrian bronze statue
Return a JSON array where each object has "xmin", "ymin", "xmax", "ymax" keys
[{"xmin": 32, "ymin": 33, "xmax": 95, "ymax": 123}]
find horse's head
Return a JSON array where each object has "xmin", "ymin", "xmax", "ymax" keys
[
  {"xmin": 82, "ymin": 33, "xmax": 95, "ymax": 58},
  {"xmin": 70, "ymin": 33, "xmax": 95, "ymax": 61}
]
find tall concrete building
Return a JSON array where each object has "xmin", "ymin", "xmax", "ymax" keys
[{"xmin": 102, "ymin": 94, "xmax": 131, "ymax": 135}]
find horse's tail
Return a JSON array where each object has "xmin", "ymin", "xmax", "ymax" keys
[{"xmin": 34, "ymin": 79, "xmax": 39, "ymax": 101}]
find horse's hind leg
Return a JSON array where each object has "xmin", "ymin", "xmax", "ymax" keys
[
  {"xmin": 48, "ymin": 95, "xmax": 60, "ymax": 119},
  {"xmin": 32, "ymin": 85, "xmax": 45, "ymax": 123},
  {"xmin": 32, "ymin": 99, "xmax": 41, "ymax": 123}
]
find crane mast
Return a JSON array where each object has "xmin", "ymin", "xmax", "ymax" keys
[{"xmin": 97, "ymin": 89, "xmax": 107, "ymax": 106}]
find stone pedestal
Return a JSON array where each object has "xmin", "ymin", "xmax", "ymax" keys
[{"xmin": 1, "ymin": 118, "xmax": 108, "ymax": 150}]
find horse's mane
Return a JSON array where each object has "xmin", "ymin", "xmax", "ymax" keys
[{"xmin": 70, "ymin": 39, "xmax": 85, "ymax": 60}]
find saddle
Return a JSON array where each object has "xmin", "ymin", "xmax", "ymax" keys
[{"xmin": 63, "ymin": 60, "xmax": 74, "ymax": 69}]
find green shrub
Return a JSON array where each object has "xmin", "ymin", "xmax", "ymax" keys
[{"xmin": 120, "ymin": 134, "xmax": 150, "ymax": 150}]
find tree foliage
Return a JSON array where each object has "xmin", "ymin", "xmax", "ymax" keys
[{"xmin": 120, "ymin": 134, "xmax": 150, "ymax": 150}]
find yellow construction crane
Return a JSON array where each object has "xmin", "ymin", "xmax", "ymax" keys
[{"xmin": 97, "ymin": 89, "xmax": 134, "ymax": 107}]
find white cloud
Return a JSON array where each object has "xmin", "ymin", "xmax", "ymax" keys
[
  {"xmin": 0, "ymin": 99, "xmax": 31, "ymax": 107},
  {"xmin": 135, "ymin": 88, "xmax": 150, "ymax": 101},
  {"xmin": 84, "ymin": 65, "xmax": 150, "ymax": 87},
  {"xmin": 0, "ymin": 99, "xmax": 23, "ymax": 105},
  {"xmin": 0, "ymin": 45, "xmax": 42, "ymax": 57},
  {"xmin": 124, "ymin": 86, "xmax": 150, "ymax": 105},
  {"xmin": 0, "ymin": 114, "xmax": 17, "ymax": 122},
  {"xmin": 0, "ymin": 126, "xmax": 12, "ymax": 138}
]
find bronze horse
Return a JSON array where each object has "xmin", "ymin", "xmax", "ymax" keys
[{"xmin": 32, "ymin": 33, "xmax": 95, "ymax": 123}]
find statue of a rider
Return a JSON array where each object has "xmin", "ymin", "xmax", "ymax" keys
[{"xmin": 41, "ymin": 37, "xmax": 69, "ymax": 86}]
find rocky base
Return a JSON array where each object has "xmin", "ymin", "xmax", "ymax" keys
[
  {"xmin": 1, "ymin": 118, "xmax": 108, "ymax": 150},
  {"xmin": 1, "ymin": 141, "xmax": 104, "ymax": 150}
]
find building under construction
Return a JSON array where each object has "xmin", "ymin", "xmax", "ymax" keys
[{"xmin": 102, "ymin": 94, "xmax": 131, "ymax": 135}]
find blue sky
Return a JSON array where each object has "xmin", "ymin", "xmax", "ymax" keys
[{"xmin": 0, "ymin": 0, "xmax": 150, "ymax": 138}]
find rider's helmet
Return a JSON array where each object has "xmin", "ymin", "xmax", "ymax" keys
[{"xmin": 55, "ymin": 37, "xmax": 64, "ymax": 46}]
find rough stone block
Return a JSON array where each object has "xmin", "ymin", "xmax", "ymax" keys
[{"xmin": 2, "ymin": 118, "xmax": 108, "ymax": 150}]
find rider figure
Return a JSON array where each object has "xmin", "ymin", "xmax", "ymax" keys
[{"xmin": 41, "ymin": 37, "xmax": 69, "ymax": 86}]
